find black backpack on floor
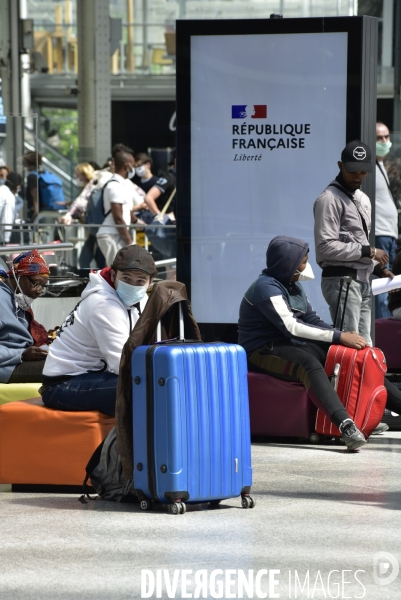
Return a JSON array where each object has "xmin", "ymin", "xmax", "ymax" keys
[{"xmin": 79, "ymin": 427, "xmax": 137, "ymax": 503}]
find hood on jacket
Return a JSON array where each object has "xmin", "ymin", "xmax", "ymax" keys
[
  {"xmin": 81, "ymin": 267, "xmax": 116, "ymax": 300},
  {"xmin": 264, "ymin": 236, "xmax": 309, "ymax": 287}
]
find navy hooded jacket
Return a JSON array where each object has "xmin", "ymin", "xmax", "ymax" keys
[{"xmin": 238, "ymin": 236, "xmax": 342, "ymax": 354}]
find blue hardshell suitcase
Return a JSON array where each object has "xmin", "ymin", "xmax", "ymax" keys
[{"xmin": 131, "ymin": 341, "xmax": 254, "ymax": 513}]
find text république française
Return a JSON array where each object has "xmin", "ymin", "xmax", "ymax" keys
[{"xmin": 232, "ymin": 123, "xmax": 311, "ymax": 150}]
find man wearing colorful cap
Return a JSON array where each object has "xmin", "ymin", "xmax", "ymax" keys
[
  {"xmin": 0, "ymin": 250, "xmax": 50, "ymax": 383},
  {"xmin": 40, "ymin": 244, "xmax": 157, "ymax": 416},
  {"xmin": 314, "ymin": 140, "xmax": 392, "ymax": 345}
]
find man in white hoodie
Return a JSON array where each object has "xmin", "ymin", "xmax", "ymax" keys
[{"xmin": 40, "ymin": 245, "xmax": 157, "ymax": 415}]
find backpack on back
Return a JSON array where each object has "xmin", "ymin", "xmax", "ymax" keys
[
  {"xmin": 32, "ymin": 171, "xmax": 65, "ymax": 211},
  {"xmin": 80, "ymin": 427, "xmax": 136, "ymax": 503},
  {"xmin": 85, "ymin": 178, "xmax": 115, "ymax": 234}
]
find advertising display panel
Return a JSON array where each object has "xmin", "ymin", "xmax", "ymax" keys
[{"xmin": 176, "ymin": 17, "xmax": 377, "ymax": 339}]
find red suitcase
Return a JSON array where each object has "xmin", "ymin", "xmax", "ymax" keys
[{"xmin": 315, "ymin": 345, "xmax": 387, "ymax": 438}]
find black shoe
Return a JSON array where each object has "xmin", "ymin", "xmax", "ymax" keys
[
  {"xmin": 339, "ymin": 419, "xmax": 367, "ymax": 451},
  {"xmin": 370, "ymin": 422, "xmax": 389, "ymax": 435}
]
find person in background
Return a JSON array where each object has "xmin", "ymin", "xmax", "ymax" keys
[
  {"xmin": 314, "ymin": 140, "xmax": 390, "ymax": 345},
  {"xmin": 238, "ymin": 236, "xmax": 369, "ymax": 451},
  {"xmin": 61, "ymin": 162, "xmax": 96, "ymax": 224},
  {"xmin": 385, "ymin": 156, "xmax": 401, "ymax": 237},
  {"xmin": 22, "ymin": 151, "xmax": 42, "ymax": 221},
  {"xmin": 133, "ymin": 152, "xmax": 176, "ymax": 222},
  {"xmin": 374, "ymin": 122, "xmax": 399, "ymax": 318},
  {"xmin": 0, "ymin": 165, "xmax": 12, "ymax": 184},
  {"xmin": 0, "ymin": 250, "xmax": 50, "ymax": 384},
  {"xmin": 388, "ymin": 246, "xmax": 401, "ymax": 319},
  {"xmin": 96, "ymin": 145, "xmax": 137, "ymax": 266},
  {"xmin": 40, "ymin": 245, "xmax": 157, "ymax": 416},
  {"xmin": 5, "ymin": 172, "xmax": 24, "ymax": 218},
  {"xmin": 0, "ymin": 174, "xmax": 16, "ymax": 244},
  {"xmin": 59, "ymin": 162, "xmax": 107, "ymax": 269}
]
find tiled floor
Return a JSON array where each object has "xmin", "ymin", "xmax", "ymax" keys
[{"xmin": 0, "ymin": 433, "xmax": 400, "ymax": 599}]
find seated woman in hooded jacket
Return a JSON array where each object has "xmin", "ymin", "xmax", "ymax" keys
[
  {"xmin": 238, "ymin": 235, "xmax": 369, "ymax": 451},
  {"xmin": 0, "ymin": 250, "xmax": 50, "ymax": 384}
]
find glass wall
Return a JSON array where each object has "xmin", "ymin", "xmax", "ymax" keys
[{"xmin": 27, "ymin": 0, "xmax": 382, "ymax": 77}]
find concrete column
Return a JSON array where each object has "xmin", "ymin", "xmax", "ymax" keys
[
  {"xmin": 382, "ymin": 0, "xmax": 393, "ymax": 68},
  {"xmin": 394, "ymin": 0, "xmax": 401, "ymax": 132},
  {"xmin": 20, "ymin": 0, "xmax": 33, "ymax": 130},
  {"xmin": 77, "ymin": 0, "xmax": 111, "ymax": 166},
  {"xmin": 0, "ymin": 0, "xmax": 24, "ymax": 170}
]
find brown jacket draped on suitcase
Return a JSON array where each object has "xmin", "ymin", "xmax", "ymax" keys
[{"xmin": 116, "ymin": 281, "xmax": 201, "ymax": 480}]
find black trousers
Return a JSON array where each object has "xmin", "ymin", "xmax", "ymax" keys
[
  {"xmin": 384, "ymin": 379, "xmax": 401, "ymax": 415},
  {"xmin": 8, "ymin": 359, "xmax": 46, "ymax": 383},
  {"xmin": 248, "ymin": 341, "xmax": 350, "ymax": 429}
]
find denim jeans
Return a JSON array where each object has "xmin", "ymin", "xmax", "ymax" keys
[
  {"xmin": 321, "ymin": 276, "xmax": 372, "ymax": 345},
  {"xmin": 41, "ymin": 372, "xmax": 118, "ymax": 416},
  {"xmin": 79, "ymin": 234, "xmax": 106, "ymax": 269},
  {"xmin": 374, "ymin": 235, "xmax": 398, "ymax": 319}
]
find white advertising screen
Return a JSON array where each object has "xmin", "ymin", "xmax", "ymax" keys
[{"xmin": 190, "ymin": 32, "xmax": 348, "ymax": 324}]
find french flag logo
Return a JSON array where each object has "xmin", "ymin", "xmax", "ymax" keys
[
  {"xmin": 251, "ymin": 105, "xmax": 267, "ymax": 119},
  {"xmin": 232, "ymin": 105, "xmax": 267, "ymax": 119},
  {"xmin": 232, "ymin": 105, "xmax": 247, "ymax": 119}
]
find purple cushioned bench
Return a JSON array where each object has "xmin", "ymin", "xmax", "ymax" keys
[
  {"xmin": 247, "ymin": 371, "xmax": 317, "ymax": 440},
  {"xmin": 375, "ymin": 318, "xmax": 401, "ymax": 371}
]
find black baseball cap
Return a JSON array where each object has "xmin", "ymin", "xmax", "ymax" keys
[
  {"xmin": 112, "ymin": 245, "xmax": 157, "ymax": 277},
  {"xmin": 341, "ymin": 140, "xmax": 373, "ymax": 173}
]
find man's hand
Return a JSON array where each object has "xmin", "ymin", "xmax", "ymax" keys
[
  {"xmin": 374, "ymin": 248, "xmax": 389, "ymax": 267},
  {"xmin": 22, "ymin": 346, "xmax": 48, "ymax": 361},
  {"xmin": 339, "ymin": 332, "xmax": 367, "ymax": 350},
  {"xmin": 381, "ymin": 268, "xmax": 395, "ymax": 279}
]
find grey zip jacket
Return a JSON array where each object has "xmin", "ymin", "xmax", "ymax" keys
[{"xmin": 313, "ymin": 179, "xmax": 374, "ymax": 283}]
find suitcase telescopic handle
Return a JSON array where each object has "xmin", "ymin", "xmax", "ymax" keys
[
  {"xmin": 156, "ymin": 303, "xmax": 184, "ymax": 342},
  {"xmin": 333, "ymin": 276, "xmax": 353, "ymax": 330},
  {"xmin": 331, "ymin": 363, "xmax": 340, "ymax": 392}
]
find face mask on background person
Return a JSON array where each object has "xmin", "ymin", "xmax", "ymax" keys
[
  {"xmin": 74, "ymin": 178, "xmax": 85, "ymax": 188},
  {"xmin": 116, "ymin": 280, "xmax": 148, "ymax": 306},
  {"xmin": 376, "ymin": 141, "xmax": 392, "ymax": 157},
  {"xmin": 13, "ymin": 276, "xmax": 35, "ymax": 311},
  {"xmin": 135, "ymin": 165, "xmax": 146, "ymax": 178},
  {"xmin": 294, "ymin": 262, "xmax": 315, "ymax": 281},
  {"xmin": 0, "ymin": 178, "xmax": 5, "ymax": 186}
]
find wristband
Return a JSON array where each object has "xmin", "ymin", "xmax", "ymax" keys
[{"xmin": 370, "ymin": 247, "xmax": 376, "ymax": 259}]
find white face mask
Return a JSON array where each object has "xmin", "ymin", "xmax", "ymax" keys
[
  {"xmin": 74, "ymin": 178, "xmax": 85, "ymax": 188},
  {"xmin": 116, "ymin": 280, "xmax": 148, "ymax": 306},
  {"xmin": 127, "ymin": 167, "xmax": 136, "ymax": 180},
  {"xmin": 14, "ymin": 292, "xmax": 34, "ymax": 311},
  {"xmin": 14, "ymin": 276, "xmax": 35, "ymax": 310},
  {"xmin": 376, "ymin": 141, "xmax": 392, "ymax": 157},
  {"xmin": 135, "ymin": 165, "xmax": 146, "ymax": 178},
  {"xmin": 295, "ymin": 262, "xmax": 315, "ymax": 281}
]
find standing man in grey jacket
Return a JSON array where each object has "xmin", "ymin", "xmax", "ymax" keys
[{"xmin": 314, "ymin": 140, "xmax": 391, "ymax": 345}]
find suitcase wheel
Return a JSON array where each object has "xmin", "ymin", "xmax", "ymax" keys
[
  {"xmin": 168, "ymin": 502, "xmax": 186, "ymax": 515},
  {"xmin": 139, "ymin": 498, "xmax": 153, "ymax": 511},
  {"xmin": 241, "ymin": 495, "xmax": 255, "ymax": 509},
  {"xmin": 209, "ymin": 500, "xmax": 222, "ymax": 508},
  {"xmin": 309, "ymin": 433, "xmax": 320, "ymax": 444}
]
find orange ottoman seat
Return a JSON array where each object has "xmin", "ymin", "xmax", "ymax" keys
[{"xmin": 0, "ymin": 398, "xmax": 115, "ymax": 491}]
